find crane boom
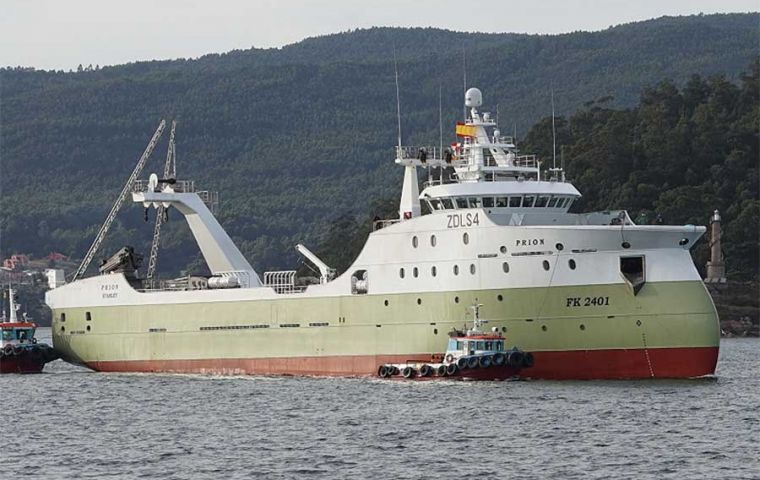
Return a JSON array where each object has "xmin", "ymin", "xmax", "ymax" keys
[
  {"xmin": 74, "ymin": 120, "xmax": 166, "ymax": 279},
  {"xmin": 146, "ymin": 120, "xmax": 177, "ymax": 283},
  {"xmin": 295, "ymin": 244, "xmax": 335, "ymax": 284}
]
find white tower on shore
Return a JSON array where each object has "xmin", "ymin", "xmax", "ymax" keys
[{"xmin": 705, "ymin": 210, "xmax": 727, "ymax": 283}]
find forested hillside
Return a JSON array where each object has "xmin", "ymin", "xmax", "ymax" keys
[{"xmin": 1, "ymin": 13, "xmax": 758, "ymax": 280}]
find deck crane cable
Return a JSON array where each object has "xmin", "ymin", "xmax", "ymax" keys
[
  {"xmin": 146, "ymin": 120, "xmax": 177, "ymax": 284},
  {"xmin": 73, "ymin": 120, "xmax": 167, "ymax": 279}
]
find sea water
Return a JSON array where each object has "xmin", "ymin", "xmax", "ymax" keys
[{"xmin": 3, "ymin": 329, "xmax": 758, "ymax": 479}]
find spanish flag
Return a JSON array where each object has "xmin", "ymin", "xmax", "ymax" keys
[{"xmin": 456, "ymin": 122, "xmax": 477, "ymax": 137}]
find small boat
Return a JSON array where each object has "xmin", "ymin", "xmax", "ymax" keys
[
  {"xmin": 377, "ymin": 304, "xmax": 533, "ymax": 381},
  {"xmin": 0, "ymin": 287, "xmax": 58, "ymax": 374}
]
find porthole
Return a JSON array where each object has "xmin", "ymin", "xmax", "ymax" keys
[
  {"xmin": 556, "ymin": 243, "xmax": 564, "ymax": 251},
  {"xmin": 463, "ymin": 232, "xmax": 469, "ymax": 245},
  {"xmin": 679, "ymin": 238, "xmax": 689, "ymax": 246},
  {"xmin": 417, "ymin": 298, "xmax": 422, "ymax": 305},
  {"xmin": 497, "ymin": 294, "xmax": 503, "ymax": 302},
  {"xmin": 453, "ymin": 265, "xmax": 459, "ymax": 275},
  {"xmin": 433, "ymin": 328, "xmax": 438, "ymax": 335},
  {"xmin": 470, "ymin": 264, "xmax": 476, "ymax": 275},
  {"xmin": 542, "ymin": 260, "xmax": 550, "ymax": 271},
  {"xmin": 431, "ymin": 235, "xmax": 437, "ymax": 247},
  {"xmin": 384, "ymin": 300, "xmax": 389, "ymax": 306},
  {"xmin": 541, "ymin": 325, "xmax": 548, "ymax": 332},
  {"xmin": 500, "ymin": 246, "xmax": 507, "ymax": 254},
  {"xmin": 431, "ymin": 266, "xmax": 437, "ymax": 277},
  {"xmin": 622, "ymin": 241, "xmax": 631, "ymax": 249},
  {"xmin": 399, "ymin": 268, "xmax": 405, "ymax": 279},
  {"xmin": 501, "ymin": 326, "xmax": 507, "ymax": 333},
  {"xmin": 502, "ymin": 262, "xmax": 510, "ymax": 273},
  {"xmin": 60, "ymin": 313, "xmax": 66, "ymax": 322},
  {"xmin": 569, "ymin": 259, "xmax": 576, "ymax": 270},
  {"xmin": 412, "ymin": 236, "xmax": 418, "ymax": 248},
  {"xmin": 454, "ymin": 296, "xmax": 460, "ymax": 303},
  {"xmin": 580, "ymin": 324, "xmax": 586, "ymax": 331},
  {"xmin": 61, "ymin": 326, "xmax": 65, "ymax": 332},
  {"xmin": 86, "ymin": 325, "xmax": 91, "ymax": 332},
  {"xmin": 413, "ymin": 267, "xmax": 419, "ymax": 278}
]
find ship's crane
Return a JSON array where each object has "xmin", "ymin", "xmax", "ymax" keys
[
  {"xmin": 73, "ymin": 120, "xmax": 166, "ymax": 279},
  {"xmin": 295, "ymin": 244, "xmax": 335, "ymax": 284},
  {"xmin": 145, "ymin": 120, "xmax": 177, "ymax": 286}
]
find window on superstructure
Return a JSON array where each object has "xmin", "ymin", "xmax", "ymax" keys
[
  {"xmin": 503, "ymin": 262, "xmax": 510, "ymax": 273},
  {"xmin": 470, "ymin": 264, "xmax": 476, "ymax": 274},
  {"xmin": 413, "ymin": 267, "xmax": 419, "ymax": 278},
  {"xmin": 536, "ymin": 196, "xmax": 549, "ymax": 208},
  {"xmin": 441, "ymin": 198, "xmax": 454, "ymax": 209},
  {"xmin": 482, "ymin": 197, "xmax": 494, "ymax": 208},
  {"xmin": 509, "ymin": 196, "xmax": 522, "ymax": 208},
  {"xmin": 523, "ymin": 196, "xmax": 535, "ymax": 208},
  {"xmin": 467, "ymin": 197, "xmax": 481, "ymax": 208},
  {"xmin": 86, "ymin": 312, "xmax": 91, "ymax": 321},
  {"xmin": 556, "ymin": 197, "xmax": 567, "ymax": 208},
  {"xmin": 60, "ymin": 313, "xmax": 66, "ymax": 322},
  {"xmin": 453, "ymin": 265, "xmax": 459, "ymax": 275},
  {"xmin": 454, "ymin": 198, "xmax": 466, "ymax": 209},
  {"xmin": 1, "ymin": 330, "xmax": 11, "ymax": 341},
  {"xmin": 496, "ymin": 197, "xmax": 508, "ymax": 207},
  {"xmin": 430, "ymin": 199, "xmax": 443, "ymax": 210},
  {"xmin": 565, "ymin": 199, "xmax": 575, "ymax": 210},
  {"xmin": 547, "ymin": 196, "xmax": 559, "ymax": 208},
  {"xmin": 431, "ymin": 266, "xmax": 437, "ymax": 277}
]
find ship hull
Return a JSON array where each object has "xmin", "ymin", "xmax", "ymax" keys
[
  {"xmin": 79, "ymin": 346, "xmax": 717, "ymax": 380},
  {"xmin": 49, "ymin": 279, "xmax": 720, "ymax": 380}
]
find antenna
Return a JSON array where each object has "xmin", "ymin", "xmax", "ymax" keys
[
  {"xmin": 551, "ymin": 88, "xmax": 557, "ymax": 170},
  {"xmin": 438, "ymin": 84, "xmax": 443, "ymax": 156},
  {"xmin": 462, "ymin": 46, "xmax": 467, "ymax": 121},
  {"xmin": 393, "ymin": 46, "xmax": 402, "ymax": 150},
  {"xmin": 496, "ymin": 103, "xmax": 499, "ymax": 126}
]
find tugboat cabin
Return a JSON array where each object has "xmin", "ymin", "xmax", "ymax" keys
[
  {"xmin": 0, "ymin": 323, "xmax": 37, "ymax": 346},
  {"xmin": 447, "ymin": 335, "xmax": 506, "ymax": 356}
]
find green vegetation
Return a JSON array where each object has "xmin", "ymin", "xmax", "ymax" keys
[{"xmin": 1, "ymin": 13, "xmax": 758, "ymax": 282}]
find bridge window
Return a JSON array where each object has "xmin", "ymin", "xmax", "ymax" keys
[
  {"xmin": 496, "ymin": 197, "xmax": 508, "ymax": 207},
  {"xmin": 509, "ymin": 196, "xmax": 522, "ymax": 207},
  {"xmin": 536, "ymin": 195, "xmax": 550, "ymax": 207},
  {"xmin": 523, "ymin": 196, "xmax": 535, "ymax": 208},
  {"xmin": 456, "ymin": 198, "xmax": 468, "ymax": 209},
  {"xmin": 556, "ymin": 197, "xmax": 567, "ymax": 208},
  {"xmin": 547, "ymin": 196, "xmax": 559, "ymax": 208},
  {"xmin": 467, "ymin": 197, "xmax": 481, "ymax": 208},
  {"xmin": 441, "ymin": 198, "xmax": 454, "ymax": 209},
  {"xmin": 482, "ymin": 197, "xmax": 494, "ymax": 208},
  {"xmin": 430, "ymin": 199, "xmax": 443, "ymax": 210}
]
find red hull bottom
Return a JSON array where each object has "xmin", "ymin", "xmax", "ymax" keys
[
  {"xmin": 84, "ymin": 346, "xmax": 719, "ymax": 380},
  {"xmin": 0, "ymin": 356, "xmax": 46, "ymax": 374}
]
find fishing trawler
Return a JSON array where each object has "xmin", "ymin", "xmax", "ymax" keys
[{"xmin": 45, "ymin": 88, "xmax": 719, "ymax": 379}]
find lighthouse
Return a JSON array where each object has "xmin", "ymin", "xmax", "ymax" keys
[{"xmin": 705, "ymin": 210, "xmax": 727, "ymax": 283}]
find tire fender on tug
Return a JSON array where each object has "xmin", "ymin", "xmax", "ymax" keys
[
  {"xmin": 445, "ymin": 363, "xmax": 459, "ymax": 376},
  {"xmin": 478, "ymin": 355, "xmax": 492, "ymax": 368},
  {"xmin": 436, "ymin": 365, "xmax": 447, "ymax": 376},
  {"xmin": 466, "ymin": 356, "xmax": 479, "ymax": 369},
  {"xmin": 2, "ymin": 344, "xmax": 13, "ymax": 356},
  {"xmin": 378, "ymin": 365, "xmax": 389, "ymax": 378},
  {"xmin": 12, "ymin": 345, "xmax": 24, "ymax": 356},
  {"xmin": 402, "ymin": 366, "xmax": 416, "ymax": 379},
  {"xmin": 493, "ymin": 353, "xmax": 506, "ymax": 366},
  {"xmin": 419, "ymin": 364, "xmax": 432, "ymax": 377},
  {"xmin": 456, "ymin": 357, "xmax": 468, "ymax": 369},
  {"xmin": 508, "ymin": 351, "xmax": 524, "ymax": 368}
]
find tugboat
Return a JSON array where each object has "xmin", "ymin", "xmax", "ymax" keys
[
  {"xmin": 0, "ymin": 287, "xmax": 58, "ymax": 374},
  {"xmin": 377, "ymin": 304, "xmax": 534, "ymax": 380}
]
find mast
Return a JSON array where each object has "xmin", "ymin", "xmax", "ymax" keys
[
  {"xmin": 146, "ymin": 120, "xmax": 177, "ymax": 285},
  {"xmin": 8, "ymin": 286, "xmax": 17, "ymax": 323}
]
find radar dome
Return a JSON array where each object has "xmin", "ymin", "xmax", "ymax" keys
[{"xmin": 465, "ymin": 88, "xmax": 483, "ymax": 107}]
